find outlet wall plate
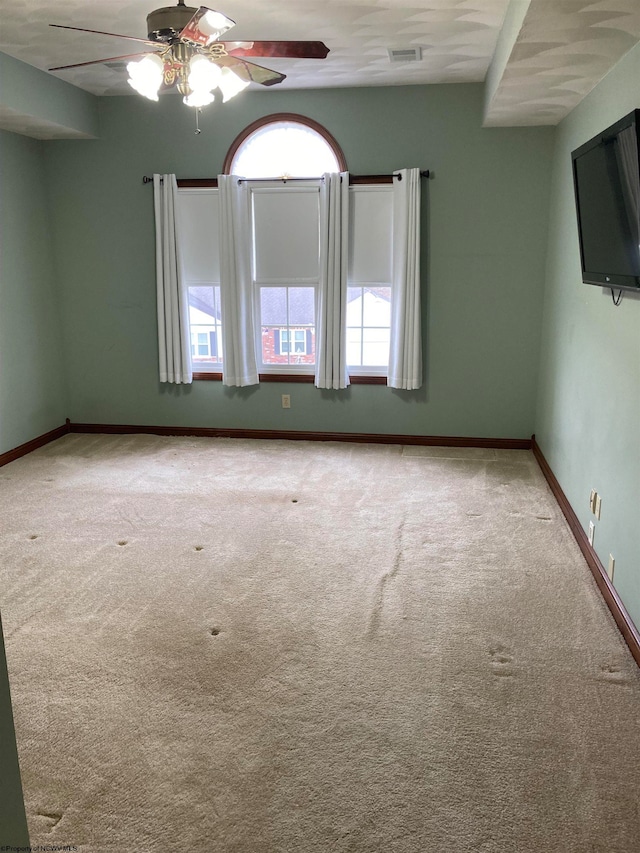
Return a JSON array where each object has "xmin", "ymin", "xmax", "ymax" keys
[{"xmin": 588, "ymin": 521, "xmax": 595, "ymax": 546}]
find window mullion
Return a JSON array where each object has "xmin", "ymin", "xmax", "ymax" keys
[
  {"xmin": 285, "ymin": 286, "xmax": 291, "ymax": 366},
  {"xmin": 360, "ymin": 287, "xmax": 365, "ymax": 367}
]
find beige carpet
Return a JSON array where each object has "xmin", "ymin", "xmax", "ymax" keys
[{"xmin": 0, "ymin": 434, "xmax": 639, "ymax": 852}]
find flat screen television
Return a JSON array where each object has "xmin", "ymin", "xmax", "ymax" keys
[{"xmin": 571, "ymin": 108, "xmax": 640, "ymax": 293}]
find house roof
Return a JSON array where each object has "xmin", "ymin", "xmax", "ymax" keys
[
  {"xmin": 190, "ymin": 284, "xmax": 390, "ymax": 325},
  {"xmin": 188, "ymin": 287, "xmax": 221, "ymax": 322},
  {"xmin": 260, "ymin": 286, "xmax": 389, "ymax": 327}
]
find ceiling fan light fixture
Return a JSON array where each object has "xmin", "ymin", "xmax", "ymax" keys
[
  {"xmin": 218, "ymin": 66, "xmax": 250, "ymax": 103},
  {"xmin": 126, "ymin": 53, "xmax": 164, "ymax": 101},
  {"xmin": 183, "ymin": 89, "xmax": 216, "ymax": 107},
  {"xmin": 188, "ymin": 54, "xmax": 222, "ymax": 91},
  {"xmin": 199, "ymin": 10, "xmax": 234, "ymax": 42},
  {"xmin": 48, "ymin": 4, "xmax": 328, "ymax": 119}
]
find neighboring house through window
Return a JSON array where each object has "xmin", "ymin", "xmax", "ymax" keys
[{"xmin": 189, "ymin": 289, "xmax": 222, "ymax": 362}]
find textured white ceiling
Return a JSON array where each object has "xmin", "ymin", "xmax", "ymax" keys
[
  {"xmin": 0, "ymin": 0, "xmax": 511, "ymax": 95},
  {"xmin": 485, "ymin": 0, "xmax": 640, "ymax": 125},
  {"xmin": 0, "ymin": 0, "xmax": 638, "ymax": 129}
]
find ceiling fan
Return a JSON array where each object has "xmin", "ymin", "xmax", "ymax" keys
[{"xmin": 49, "ymin": 1, "xmax": 330, "ymax": 107}]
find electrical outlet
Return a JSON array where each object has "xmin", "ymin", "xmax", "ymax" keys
[
  {"xmin": 281, "ymin": 394, "xmax": 291, "ymax": 409},
  {"xmin": 595, "ymin": 494, "xmax": 602, "ymax": 520},
  {"xmin": 607, "ymin": 555, "xmax": 615, "ymax": 582},
  {"xmin": 588, "ymin": 521, "xmax": 595, "ymax": 546},
  {"xmin": 589, "ymin": 489, "xmax": 597, "ymax": 513}
]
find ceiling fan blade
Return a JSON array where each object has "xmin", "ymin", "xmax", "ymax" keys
[
  {"xmin": 179, "ymin": 7, "xmax": 235, "ymax": 47},
  {"xmin": 49, "ymin": 51, "xmax": 162, "ymax": 71},
  {"xmin": 221, "ymin": 41, "xmax": 329, "ymax": 60},
  {"xmin": 49, "ymin": 24, "xmax": 158, "ymax": 47},
  {"xmin": 214, "ymin": 54, "xmax": 286, "ymax": 87}
]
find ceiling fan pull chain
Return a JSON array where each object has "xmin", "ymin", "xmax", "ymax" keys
[{"xmin": 195, "ymin": 107, "xmax": 202, "ymax": 134}]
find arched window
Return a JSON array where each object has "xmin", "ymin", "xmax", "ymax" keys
[
  {"xmin": 223, "ymin": 113, "xmax": 347, "ymax": 177},
  {"xmin": 181, "ymin": 114, "xmax": 408, "ymax": 384}
]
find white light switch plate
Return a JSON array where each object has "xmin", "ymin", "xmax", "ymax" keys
[{"xmin": 607, "ymin": 555, "xmax": 615, "ymax": 582}]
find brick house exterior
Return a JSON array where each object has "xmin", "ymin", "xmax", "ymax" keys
[{"xmin": 261, "ymin": 327, "xmax": 315, "ymax": 365}]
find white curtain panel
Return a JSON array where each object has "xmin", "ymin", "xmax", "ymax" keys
[
  {"xmin": 315, "ymin": 172, "xmax": 350, "ymax": 390},
  {"xmin": 153, "ymin": 174, "xmax": 192, "ymax": 384},
  {"xmin": 388, "ymin": 168, "xmax": 422, "ymax": 390},
  {"xmin": 218, "ymin": 175, "xmax": 259, "ymax": 387}
]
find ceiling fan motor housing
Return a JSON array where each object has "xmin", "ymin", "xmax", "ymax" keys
[{"xmin": 147, "ymin": 3, "xmax": 197, "ymax": 43}]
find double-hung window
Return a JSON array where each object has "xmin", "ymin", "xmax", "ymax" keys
[
  {"xmin": 249, "ymin": 181, "xmax": 321, "ymax": 374},
  {"xmin": 177, "ymin": 188, "xmax": 223, "ymax": 372},
  {"xmin": 347, "ymin": 185, "xmax": 393, "ymax": 376},
  {"xmin": 249, "ymin": 179, "xmax": 395, "ymax": 379},
  {"xmin": 178, "ymin": 181, "xmax": 394, "ymax": 379}
]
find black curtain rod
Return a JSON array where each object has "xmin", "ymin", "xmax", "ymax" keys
[
  {"xmin": 143, "ymin": 170, "xmax": 430, "ymax": 184},
  {"xmin": 236, "ymin": 171, "xmax": 431, "ymax": 184}
]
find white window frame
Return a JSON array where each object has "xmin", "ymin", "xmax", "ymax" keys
[
  {"xmin": 346, "ymin": 286, "xmax": 392, "ymax": 376},
  {"xmin": 347, "ymin": 185, "xmax": 393, "ymax": 377},
  {"xmin": 177, "ymin": 182, "xmax": 395, "ymax": 379},
  {"xmin": 248, "ymin": 180, "xmax": 321, "ymax": 375},
  {"xmin": 178, "ymin": 187, "xmax": 223, "ymax": 373}
]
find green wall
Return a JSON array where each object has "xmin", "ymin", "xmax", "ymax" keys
[
  {"xmin": 0, "ymin": 130, "xmax": 68, "ymax": 455},
  {"xmin": 0, "ymin": 51, "xmax": 99, "ymax": 139},
  {"xmin": 43, "ymin": 84, "xmax": 553, "ymax": 438},
  {"xmin": 535, "ymin": 44, "xmax": 640, "ymax": 627}
]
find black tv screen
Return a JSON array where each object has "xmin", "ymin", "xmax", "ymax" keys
[{"xmin": 571, "ymin": 108, "xmax": 640, "ymax": 292}]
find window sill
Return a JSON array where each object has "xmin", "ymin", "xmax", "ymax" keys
[{"xmin": 192, "ymin": 372, "xmax": 387, "ymax": 385}]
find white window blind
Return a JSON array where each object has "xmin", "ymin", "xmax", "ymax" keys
[
  {"xmin": 250, "ymin": 183, "xmax": 321, "ymax": 372},
  {"xmin": 348, "ymin": 186, "xmax": 393, "ymax": 373},
  {"xmin": 177, "ymin": 188, "xmax": 222, "ymax": 371}
]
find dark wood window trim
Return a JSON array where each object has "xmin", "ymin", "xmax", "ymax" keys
[
  {"xmin": 193, "ymin": 372, "xmax": 386, "ymax": 385},
  {"xmin": 177, "ymin": 178, "xmax": 218, "ymax": 188},
  {"xmin": 177, "ymin": 176, "xmax": 394, "ymax": 189}
]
